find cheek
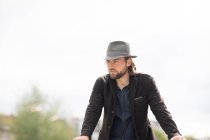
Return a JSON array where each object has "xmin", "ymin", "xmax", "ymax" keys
[
  {"xmin": 107, "ymin": 65, "xmax": 116, "ymax": 71},
  {"xmin": 117, "ymin": 65, "xmax": 127, "ymax": 71}
]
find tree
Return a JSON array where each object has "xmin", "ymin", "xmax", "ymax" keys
[{"xmin": 12, "ymin": 87, "xmax": 74, "ymax": 140}]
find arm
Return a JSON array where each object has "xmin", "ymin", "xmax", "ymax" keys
[
  {"xmin": 80, "ymin": 78, "xmax": 104, "ymax": 139},
  {"xmin": 146, "ymin": 76, "xmax": 182, "ymax": 139}
]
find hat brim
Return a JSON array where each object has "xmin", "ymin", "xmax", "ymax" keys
[{"xmin": 105, "ymin": 55, "xmax": 137, "ymax": 60}]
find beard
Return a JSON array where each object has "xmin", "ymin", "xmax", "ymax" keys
[{"xmin": 109, "ymin": 67, "xmax": 128, "ymax": 80}]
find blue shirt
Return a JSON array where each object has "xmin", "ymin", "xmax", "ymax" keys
[{"xmin": 110, "ymin": 86, "xmax": 136, "ymax": 140}]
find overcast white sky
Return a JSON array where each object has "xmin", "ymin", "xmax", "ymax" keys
[{"xmin": 0, "ymin": 0, "xmax": 210, "ymax": 138}]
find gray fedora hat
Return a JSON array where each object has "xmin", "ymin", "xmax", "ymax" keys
[{"xmin": 105, "ymin": 41, "xmax": 137, "ymax": 60}]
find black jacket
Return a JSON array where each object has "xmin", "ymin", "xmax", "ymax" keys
[{"xmin": 81, "ymin": 73, "xmax": 181, "ymax": 140}]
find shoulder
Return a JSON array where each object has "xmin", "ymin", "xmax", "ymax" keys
[
  {"xmin": 133, "ymin": 73, "xmax": 157, "ymax": 88},
  {"xmin": 134, "ymin": 72, "xmax": 154, "ymax": 80},
  {"xmin": 97, "ymin": 74, "xmax": 109, "ymax": 82},
  {"xmin": 92, "ymin": 74, "xmax": 113, "ymax": 90},
  {"xmin": 93, "ymin": 74, "xmax": 110, "ymax": 86}
]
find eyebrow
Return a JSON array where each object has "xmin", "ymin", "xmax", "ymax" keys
[{"xmin": 113, "ymin": 58, "xmax": 121, "ymax": 61}]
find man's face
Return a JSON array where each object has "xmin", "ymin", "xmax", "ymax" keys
[{"xmin": 106, "ymin": 57, "xmax": 131, "ymax": 79}]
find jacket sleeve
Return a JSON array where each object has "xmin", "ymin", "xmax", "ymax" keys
[
  {"xmin": 146, "ymin": 75, "xmax": 181, "ymax": 139},
  {"xmin": 81, "ymin": 77, "xmax": 104, "ymax": 139}
]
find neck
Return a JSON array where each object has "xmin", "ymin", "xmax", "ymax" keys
[{"xmin": 116, "ymin": 72, "xmax": 130, "ymax": 90}]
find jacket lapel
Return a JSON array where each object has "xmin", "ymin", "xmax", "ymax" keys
[
  {"xmin": 109, "ymin": 77, "xmax": 117, "ymax": 108},
  {"xmin": 129, "ymin": 74, "xmax": 139, "ymax": 139},
  {"xmin": 129, "ymin": 75, "xmax": 139, "ymax": 105}
]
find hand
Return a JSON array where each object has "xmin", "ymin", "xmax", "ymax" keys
[
  {"xmin": 73, "ymin": 136, "xmax": 89, "ymax": 140},
  {"xmin": 170, "ymin": 135, "xmax": 187, "ymax": 140}
]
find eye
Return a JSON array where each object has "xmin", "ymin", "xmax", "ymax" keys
[
  {"xmin": 113, "ymin": 60, "xmax": 118, "ymax": 63},
  {"xmin": 106, "ymin": 59, "xmax": 110, "ymax": 63}
]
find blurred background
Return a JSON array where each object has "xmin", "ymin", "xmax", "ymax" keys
[{"xmin": 0, "ymin": 0, "xmax": 210, "ymax": 140}]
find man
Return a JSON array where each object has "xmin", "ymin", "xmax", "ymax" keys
[{"xmin": 74, "ymin": 41, "xmax": 186, "ymax": 140}]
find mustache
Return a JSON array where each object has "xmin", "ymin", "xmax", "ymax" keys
[{"xmin": 109, "ymin": 69, "xmax": 116, "ymax": 72}]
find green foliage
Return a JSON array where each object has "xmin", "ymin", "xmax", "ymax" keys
[
  {"xmin": 0, "ymin": 114, "xmax": 14, "ymax": 128},
  {"xmin": 153, "ymin": 127, "xmax": 167, "ymax": 140},
  {"xmin": 12, "ymin": 87, "xmax": 74, "ymax": 140}
]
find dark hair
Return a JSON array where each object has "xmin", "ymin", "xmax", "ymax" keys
[{"xmin": 125, "ymin": 57, "xmax": 136, "ymax": 76}]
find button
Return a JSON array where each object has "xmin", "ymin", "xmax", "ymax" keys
[
  {"xmin": 108, "ymin": 125, "xmax": 110, "ymax": 129},
  {"xmin": 112, "ymin": 110, "xmax": 115, "ymax": 114}
]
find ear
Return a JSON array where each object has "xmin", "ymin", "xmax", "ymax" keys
[{"xmin": 126, "ymin": 58, "xmax": 132, "ymax": 67}]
